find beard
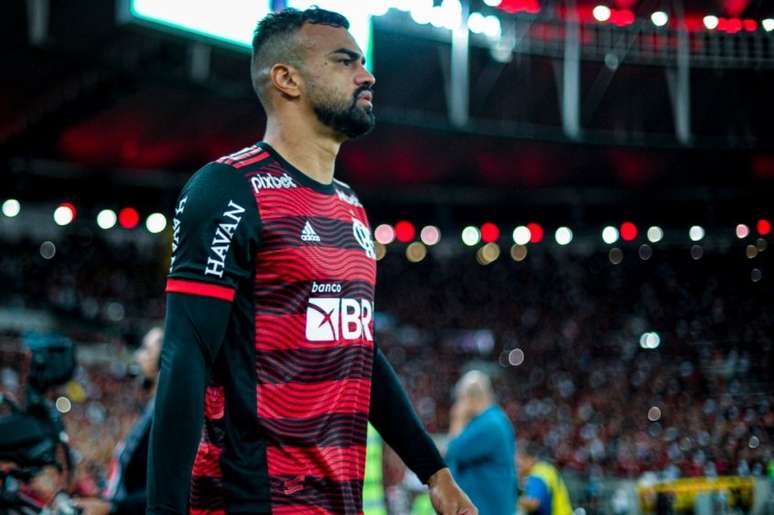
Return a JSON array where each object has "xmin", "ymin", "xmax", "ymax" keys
[{"xmin": 311, "ymin": 84, "xmax": 375, "ymax": 139}]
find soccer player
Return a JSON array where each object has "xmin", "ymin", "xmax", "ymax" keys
[
  {"xmin": 517, "ymin": 443, "xmax": 572, "ymax": 515},
  {"xmin": 146, "ymin": 7, "xmax": 476, "ymax": 515}
]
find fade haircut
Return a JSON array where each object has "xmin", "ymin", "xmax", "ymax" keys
[{"xmin": 251, "ymin": 8, "xmax": 350, "ymax": 108}]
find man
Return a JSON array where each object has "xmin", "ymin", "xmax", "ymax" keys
[
  {"xmin": 446, "ymin": 370, "xmax": 516, "ymax": 515},
  {"xmin": 75, "ymin": 327, "xmax": 163, "ymax": 515},
  {"xmin": 147, "ymin": 7, "xmax": 475, "ymax": 515},
  {"xmin": 517, "ymin": 443, "xmax": 572, "ymax": 515}
]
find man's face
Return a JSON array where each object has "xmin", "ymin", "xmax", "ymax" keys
[
  {"xmin": 298, "ymin": 23, "xmax": 376, "ymax": 139},
  {"xmin": 135, "ymin": 328, "xmax": 162, "ymax": 380}
]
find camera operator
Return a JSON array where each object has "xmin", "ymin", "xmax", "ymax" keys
[{"xmin": 73, "ymin": 327, "xmax": 162, "ymax": 515}]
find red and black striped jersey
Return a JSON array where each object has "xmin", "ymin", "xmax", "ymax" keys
[{"xmin": 166, "ymin": 142, "xmax": 377, "ymax": 514}]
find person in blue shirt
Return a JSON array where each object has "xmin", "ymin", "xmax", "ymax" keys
[
  {"xmin": 517, "ymin": 443, "xmax": 572, "ymax": 515},
  {"xmin": 446, "ymin": 370, "xmax": 517, "ymax": 515}
]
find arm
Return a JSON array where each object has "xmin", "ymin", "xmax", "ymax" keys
[
  {"xmin": 146, "ymin": 163, "xmax": 259, "ymax": 514},
  {"xmin": 368, "ymin": 347, "xmax": 445, "ymax": 483},
  {"xmin": 519, "ymin": 476, "xmax": 548, "ymax": 513},
  {"xmin": 446, "ymin": 413, "xmax": 501, "ymax": 466},
  {"xmin": 369, "ymin": 348, "xmax": 477, "ymax": 514},
  {"xmin": 146, "ymin": 295, "xmax": 231, "ymax": 514}
]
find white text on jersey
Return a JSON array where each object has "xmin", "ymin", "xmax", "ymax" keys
[{"xmin": 205, "ymin": 200, "xmax": 245, "ymax": 277}]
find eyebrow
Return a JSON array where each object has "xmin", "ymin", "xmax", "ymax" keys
[{"xmin": 329, "ymin": 48, "xmax": 366, "ymax": 65}]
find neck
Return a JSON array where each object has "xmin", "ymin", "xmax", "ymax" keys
[{"xmin": 263, "ymin": 115, "xmax": 343, "ymax": 185}]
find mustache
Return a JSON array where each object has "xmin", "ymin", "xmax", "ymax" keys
[{"xmin": 353, "ymin": 85, "xmax": 373, "ymax": 101}]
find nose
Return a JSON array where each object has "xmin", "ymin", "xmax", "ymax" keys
[{"xmin": 356, "ymin": 65, "xmax": 375, "ymax": 89}]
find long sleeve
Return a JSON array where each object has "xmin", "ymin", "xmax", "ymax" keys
[
  {"xmin": 146, "ymin": 294, "xmax": 232, "ymax": 514},
  {"xmin": 368, "ymin": 347, "xmax": 446, "ymax": 483},
  {"xmin": 446, "ymin": 412, "xmax": 501, "ymax": 466},
  {"xmin": 146, "ymin": 162, "xmax": 259, "ymax": 514}
]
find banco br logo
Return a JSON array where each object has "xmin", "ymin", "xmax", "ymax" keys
[{"xmin": 305, "ymin": 297, "xmax": 373, "ymax": 342}]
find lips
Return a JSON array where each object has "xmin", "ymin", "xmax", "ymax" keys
[{"xmin": 357, "ymin": 91, "xmax": 373, "ymax": 103}]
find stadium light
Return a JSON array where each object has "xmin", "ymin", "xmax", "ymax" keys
[
  {"xmin": 374, "ymin": 224, "xmax": 396, "ymax": 245},
  {"xmin": 54, "ymin": 203, "xmax": 76, "ymax": 226},
  {"xmin": 483, "ymin": 0, "xmax": 501, "ymax": 6},
  {"xmin": 650, "ymin": 11, "xmax": 668, "ymax": 27},
  {"xmin": 467, "ymin": 12, "xmax": 486, "ymax": 34},
  {"xmin": 480, "ymin": 222, "xmax": 500, "ymax": 243},
  {"xmin": 703, "ymin": 15, "xmax": 719, "ymax": 30},
  {"xmin": 647, "ymin": 226, "xmax": 664, "ymax": 243},
  {"xmin": 763, "ymin": 19, "xmax": 774, "ymax": 32},
  {"xmin": 395, "ymin": 220, "xmax": 416, "ymax": 242},
  {"xmin": 620, "ymin": 221, "xmax": 638, "ymax": 241},
  {"xmin": 689, "ymin": 225, "xmax": 705, "ymax": 242},
  {"xmin": 119, "ymin": 207, "xmax": 140, "ymax": 229},
  {"xmin": 555, "ymin": 227, "xmax": 573, "ymax": 246},
  {"xmin": 146, "ymin": 213, "xmax": 168, "ymax": 234},
  {"xmin": 735, "ymin": 224, "xmax": 749, "ymax": 239},
  {"xmin": 482, "ymin": 15, "xmax": 502, "ymax": 38},
  {"xmin": 757, "ymin": 219, "xmax": 772, "ymax": 236},
  {"xmin": 593, "ymin": 5, "xmax": 611, "ymax": 22},
  {"xmin": 512, "ymin": 225, "xmax": 531, "ymax": 246},
  {"xmin": 97, "ymin": 209, "xmax": 118, "ymax": 230},
  {"xmin": 420, "ymin": 225, "xmax": 441, "ymax": 246},
  {"xmin": 640, "ymin": 331, "xmax": 661, "ymax": 349},
  {"xmin": 406, "ymin": 242, "xmax": 427, "ymax": 262},
  {"xmin": 602, "ymin": 226, "xmax": 619, "ymax": 244},
  {"xmin": 2, "ymin": 199, "xmax": 21, "ymax": 218},
  {"xmin": 461, "ymin": 226, "xmax": 481, "ymax": 246}
]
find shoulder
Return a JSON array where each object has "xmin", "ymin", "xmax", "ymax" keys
[{"xmin": 333, "ymin": 178, "xmax": 364, "ymax": 208}]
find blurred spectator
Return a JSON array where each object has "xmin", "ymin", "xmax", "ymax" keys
[
  {"xmin": 518, "ymin": 442, "xmax": 572, "ymax": 515},
  {"xmin": 73, "ymin": 326, "xmax": 162, "ymax": 515},
  {"xmin": 446, "ymin": 370, "xmax": 516, "ymax": 515}
]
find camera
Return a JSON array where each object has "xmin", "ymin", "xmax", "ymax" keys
[{"xmin": 0, "ymin": 334, "xmax": 78, "ymax": 514}]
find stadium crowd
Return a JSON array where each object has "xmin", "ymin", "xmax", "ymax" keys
[{"xmin": 0, "ymin": 231, "xmax": 772, "ymax": 493}]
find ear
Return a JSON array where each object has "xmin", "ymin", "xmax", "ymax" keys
[{"xmin": 270, "ymin": 63, "xmax": 303, "ymax": 99}]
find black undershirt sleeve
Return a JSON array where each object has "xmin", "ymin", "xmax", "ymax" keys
[
  {"xmin": 146, "ymin": 294, "xmax": 232, "ymax": 515},
  {"xmin": 368, "ymin": 347, "xmax": 447, "ymax": 484}
]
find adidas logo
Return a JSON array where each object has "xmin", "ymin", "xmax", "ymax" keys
[{"xmin": 301, "ymin": 221, "xmax": 321, "ymax": 242}]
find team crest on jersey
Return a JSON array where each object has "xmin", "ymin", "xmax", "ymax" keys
[{"xmin": 352, "ymin": 218, "xmax": 376, "ymax": 260}]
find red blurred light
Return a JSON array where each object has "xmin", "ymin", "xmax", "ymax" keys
[
  {"xmin": 527, "ymin": 223, "xmax": 543, "ymax": 243},
  {"xmin": 757, "ymin": 219, "xmax": 772, "ymax": 236},
  {"xmin": 726, "ymin": 18, "xmax": 742, "ymax": 33},
  {"xmin": 620, "ymin": 221, "xmax": 638, "ymax": 241},
  {"xmin": 119, "ymin": 207, "xmax": 140, "ymax": 229},
  {"xmin": 611, "ymin": 9, "xmax": 635, "ymax": 26},
  {"xmin": 498, "ymin": 0, "xmax": 541, "ymax": 14},
  {"xmin": 394, "ymin": 221, "xmax": 416, "ymax": 243},
  {"xmin": 743, "ymin": 19, "xmax": 757, "ymax": 32},
  {"xmin": 480, "ymin": 222, "xmax": 501, "ymax": 243}
]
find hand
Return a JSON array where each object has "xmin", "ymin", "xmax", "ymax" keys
[
  {"xmin": 73, "ymin": 497, "xmax": 113, "ymax": 515},
  {"xmin": 427, "ymin": 468, "xmax": 477, "ymax": 515},
  {"xmin": 449, "ymin": 401, "xmax": 469, "ymax": 437}
]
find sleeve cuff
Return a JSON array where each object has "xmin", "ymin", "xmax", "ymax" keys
[{"xmin": 165, "ymin": 278, "xmax": 235, "ymax": 302}]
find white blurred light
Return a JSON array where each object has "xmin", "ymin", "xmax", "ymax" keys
[
  {"xmin": 593, "ymin": 5, "xmax": 612, "ymax": 22},
  {"xmin": 703, "ymin": 15, "xmax": 719, "ymax": 30},
  {"xmin": 410, "ymin": 0, "xmax": 434, "ymax": 24},
  {"xmin": 146, "ymin": 213, "xmax": 168, "ymax": 234},
  {"xmin": 647, "ymin": 226, "xmax": 664, "ymax": 243},
  {"xmin": 508, "ymin": 348, "xmax": 525, "ymax": 366},
  {"xmin": 55, "ymin": 396, "xmax": 72, "ymax": 414},
  {"xmin": 40, "ymin": 241, "xmax": 56, "ymax": 260},
  {"xmin": 461, "ymin": 226, "xmax": 481, "ymax": 246},
  {"xmin": 651, "ymin": 11, "xmax": 669, "ymax": 27},
  {"xmin": 482, "ymin": 15, "xmax": 502, "ymax": 38},
  {"xmin": 374, "ymin": 224, "xmax": 395, "ymax": 245},
  {"xmin": 763, "ymin": 19, "xmax": 774, "ymax": 32},
  {"xmin": 648, "ymin": 406, "xmax": 662, "ymax": 421},
  {"xmin": 54, "ymin": 205, "xmax": 74, "ymax": 226},
  {"xmin": 2, "ymin": 199, "xmax": 21, "ymax": 217},
  {"xmin": 512, "ymin": 225, "xmax": 531, "ymax": 245},
  {"xmin": 602, "ymin": 226, "xmax": 619, "ymax": 244},
  {"xmin": 640, "ymin": 331, "xmax": 661, "ymax": 349},
  {"xmin": 467, "ymin": 12, "xmax": 486, "ymax": 34},
  {"xmin": 420, "ymin": 225, "xmax": 441, "ymax": 246},
  {"xmin": 434, "ymin": 0, "xmax": 463, "ymax": 30},
  {"xmin": 97, "ymin": 209, "xmax": 117, "ymax": 230},
  {"xmin": 483, "ymin": 0, "xmax": 501, "ymax": 6},
  {"xmin": 555, "ymin": 227, "xmax": 573, "ymax": 246},
  {"xmin": 689, "ymin": 225, "xmax": 705, "ymax": 241},
  {"xmin": 736, "ymin": 224, "xmax": 750, "ymax": 239}
]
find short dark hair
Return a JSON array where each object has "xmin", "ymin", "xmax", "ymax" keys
[{"xmin": 250, "ymin": 8, "xmax": 350, "ymax": 105}]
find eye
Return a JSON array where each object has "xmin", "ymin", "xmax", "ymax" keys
[{"xmin": 339, "ymin": 59, "xmax": 353, "ymax": 66}]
